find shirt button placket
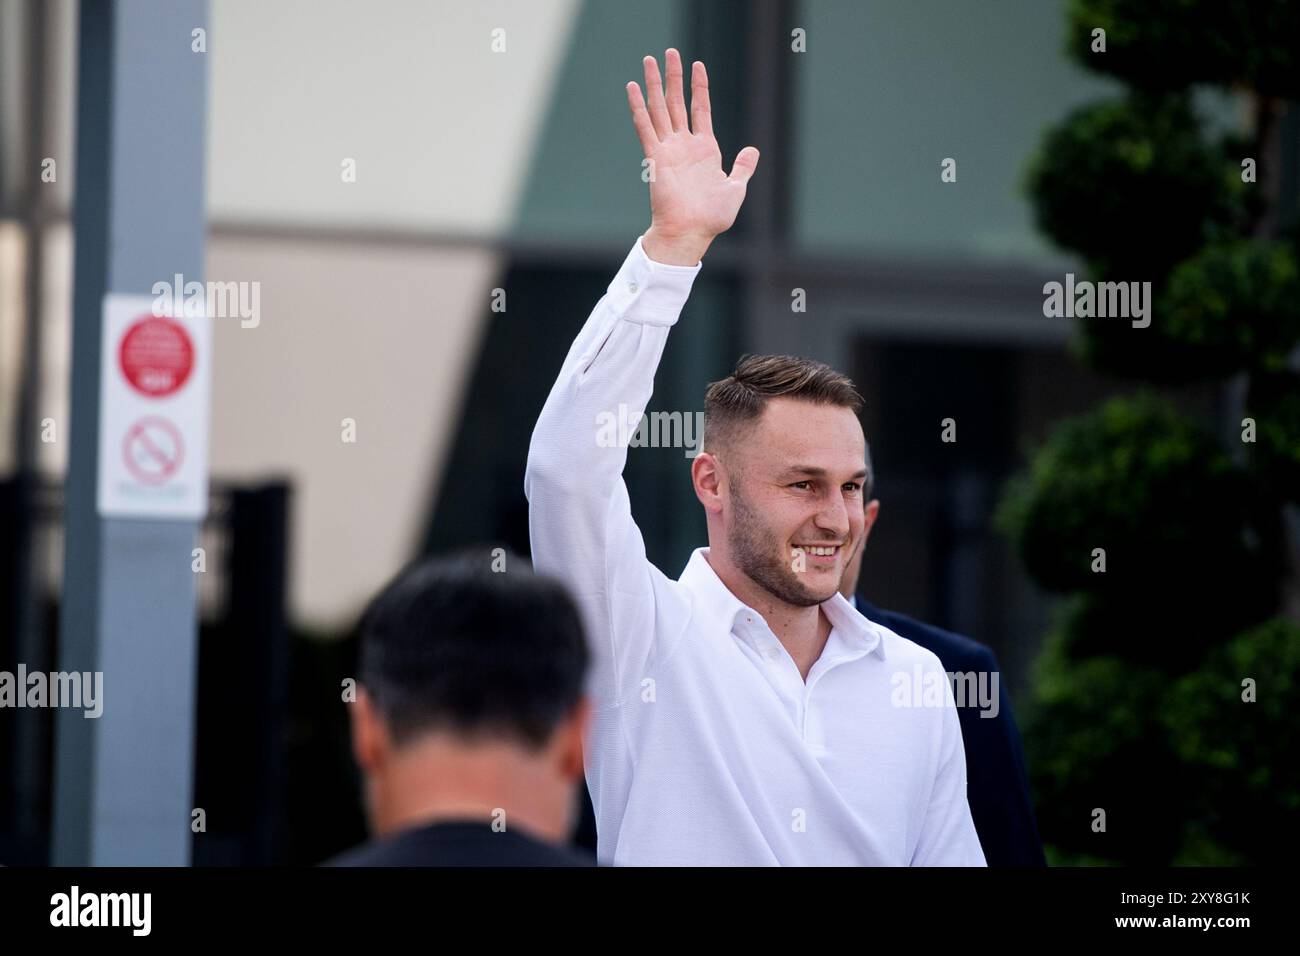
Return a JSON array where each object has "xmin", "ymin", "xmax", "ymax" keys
[{"xmin": 804, "ymin": 695, "xmax": 827, "ymax": 751}]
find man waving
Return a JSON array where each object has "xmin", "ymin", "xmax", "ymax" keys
[{"xmin": 526, "ymin": 50, "xmax": 985, "ymax": 867}]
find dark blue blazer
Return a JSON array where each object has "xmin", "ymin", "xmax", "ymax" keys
[{"xmin": 855, "ymin": 597, "xmax": 1046, "ymax": 866}]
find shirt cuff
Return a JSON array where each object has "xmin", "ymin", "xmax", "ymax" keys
[{"xmin": 603, "ymin": 234, "xmax": 703, "ymax": 326}]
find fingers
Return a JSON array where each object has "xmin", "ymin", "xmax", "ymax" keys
[
  {"xmin": 642, "ymin": 55, "xmax": 673, "ymax": 139},
  {"xmin": 664, "ymin": 48, "xmax": 689, "ymax": 133},
  {"xmin": 625, "ymin": 82, "xmax": 659, "ymax": 156},
  {"xmin": 690, "ymin": 60, "xmax": 713, "ymax": 138},
  {"xmin": 728, "ymin": 146, "xmax": 761, "ymax": 185},
  {"xmin": 638, "ymin": 52, "xmax": 715, "ymax": 142}
]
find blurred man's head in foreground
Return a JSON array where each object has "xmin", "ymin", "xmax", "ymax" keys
[{"xmin": 349, "ymin": 550, "xmax": 590, "ymax": 845}]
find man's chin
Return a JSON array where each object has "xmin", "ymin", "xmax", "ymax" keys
[
  {"xmin": 737, "ymin": 548, "xmax": 842, "ymax": 607},
  {"xmin": 787, "ymin": 574, "xmax": 840, "ymax": 607}
]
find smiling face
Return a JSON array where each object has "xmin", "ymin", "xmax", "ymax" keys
[{"xmin": 718, "ymin": 397, "xmax": 869, "ymax": 607}]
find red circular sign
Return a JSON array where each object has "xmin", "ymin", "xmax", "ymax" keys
[
  {"xmin": 123, "ymin": 416, "xmax": 184, "ymax": 485},
  {"xmin": 119, "ymin": 316, "xmax": 194, "ymax": 398}
]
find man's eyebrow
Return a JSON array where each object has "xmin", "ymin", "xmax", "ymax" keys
[{"xmin": 776, "ymin": 465, "xmax": 870, "ymax": 480}]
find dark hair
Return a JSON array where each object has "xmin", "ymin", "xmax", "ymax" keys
[
  {"xmin": 704, "ymin": 354, "xmax": 871, "ymax": 494},
  {"xmin": 357, "ymin": 549, "xmax": 589, "ymax": 751}
]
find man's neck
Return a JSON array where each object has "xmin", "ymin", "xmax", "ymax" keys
[
  {"xmin": 371, "ymin": 737, "xmax": 562, "ymax": 844},
  {"xmin": 704, "ymin": 549, "xmax": 833, "ymax": 680}
]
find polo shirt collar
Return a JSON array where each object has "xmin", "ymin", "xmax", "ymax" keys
[{"xmin": 679, "ymin": 547, "xmax": 887, "ymax": 661}]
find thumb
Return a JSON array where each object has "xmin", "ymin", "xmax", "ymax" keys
[{"xmin": 728, "ymin": 146, "xmax": 760, "ymax": 185}]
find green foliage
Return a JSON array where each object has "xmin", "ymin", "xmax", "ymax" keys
[
  {"xmin": 997, "ymin": 396, "xmax": 1274, "ymax": 627},
  {"xmin": 1080, "ymin": 238, "xmax": 1300, "ymax": 384},
  {"xmin": 1066, "ymin": 0, "xmax": 1300, "ymax": 96},
  {"xmin": 1030, "ymin": 618, "xmax": 1300, "ymax": 865},
  {"xmin": 1160, "ymin": 618, "xmax": 1300, "ymax": 864},
  {"xmin": 1025, "ymin": 94, "xmax": 1227, "ymax": 278},
  {"xmin": 1025, "ymin": 633, "xmax": 1186, "ymax": 865},
  {"xmin": 1160, "ymin": 240, "xmax": 1300, "ymax": 376},
  {"xmin": 1245, "ymin": 371, "xmax": 1300, "ymax": 500},
  {"xmin": 1012, "ymin": 0, "xmax": 1297, "ymax": 868},
  {"xmin": 1046, "ymin": 592, "xmax": 1266, "ymax": 676}
]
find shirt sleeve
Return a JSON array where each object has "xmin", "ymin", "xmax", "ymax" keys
[
  {"xmin": 525, "ymin": 235, "xmax": 702, "ymax": 709},
  {"xmin": 910, "ymin": 686, "xmax": 989, "ymax": 866}
]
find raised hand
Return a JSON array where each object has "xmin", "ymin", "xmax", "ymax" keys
[{"xmin": 626, "ymin": 49, "xmax": 760, "ymax": 265}]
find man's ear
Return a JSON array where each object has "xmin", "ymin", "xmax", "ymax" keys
[
  {"xmin": 862, "ymin": 498, "xmax": 881, "ymax": 542},
  {"xmin": 350, "ymin": 686, "xmax": 388, "ymax": 774},
  {"xmin": 691, "ymin": 450, "xmax": 725, "ymax": 514},
  {"xmin": 556, "ymin": 697, "xmax": 592, "ymax": 781}
]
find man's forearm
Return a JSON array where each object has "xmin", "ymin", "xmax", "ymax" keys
[{"xmin": 525, "ymin": 234, "xmax": 701, "ymax": 532}]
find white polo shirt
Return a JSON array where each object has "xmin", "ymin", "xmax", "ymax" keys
[{"xmin": 525, "ymin": 236, "xmax": 986, "ymax": 866}]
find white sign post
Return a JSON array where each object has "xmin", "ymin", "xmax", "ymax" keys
[{"xmin": 96, "ymin": 293, "xmax": 212, "ymax": 519}]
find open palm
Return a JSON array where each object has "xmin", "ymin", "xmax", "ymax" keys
[{"xmin": 627, "ymin": 50, "xmax": 759, "ymax": 261}]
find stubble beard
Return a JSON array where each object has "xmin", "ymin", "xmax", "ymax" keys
[{"xmin": 729, "ymin": 483, "xmax": 837, "ymax": 608}]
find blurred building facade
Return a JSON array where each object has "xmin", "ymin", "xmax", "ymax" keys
[{"xmin": 0, "ymin": 0, "xmax": 1250, "ymax": 702}]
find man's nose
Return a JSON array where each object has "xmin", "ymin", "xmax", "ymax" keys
[{"xmin": 814, "ymin": 494, "xmax": 850, "ymax": 538}]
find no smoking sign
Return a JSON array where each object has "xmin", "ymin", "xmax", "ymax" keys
[
  {"xmin": 123, "ymin": 416, "xmax": 185, "ymax": 485},
  {"xmin": 97, "ymin": 294, "xmax": 211, "ymax": 519}
]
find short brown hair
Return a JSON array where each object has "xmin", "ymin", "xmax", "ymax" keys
[{"xmin": 703, "ymin": 353, "xmax": 864, "ymax": 459}]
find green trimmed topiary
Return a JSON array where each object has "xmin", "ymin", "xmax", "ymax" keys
[
  {"xmin": 1160, "ymin": 618, "xmax": 1300, "ymax": 864},
  {"xmin": 1024, "ymin": 633, "xmax": 1186, "ymax": 865},
  {"xmin": 1025, "ymin": 94, "xmax": 1226, "ymax": 278},
  {"xmin": 997, "ymin": 395, "xmax": 1273, "ymax": 599},
  {"xmin": 1245, "ymin": 371, "xmax": 1300, "ymax": 500},
  {"xmin": 1159, "ymin": 239, "xmax": 1300, "ymax": 376},
  {"xmin": 1010, "ymin": 0, "xmax": 1296, "ymax": 869},
  {"xmin": 1065, "ymin": 0, "xmax": 1300, "ymax": 97}
]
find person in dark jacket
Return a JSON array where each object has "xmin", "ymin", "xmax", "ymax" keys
[
  {"xmin": 839, "ymin": 470, "xmax": 1046, "ymax": 867},
  {"xmin": 326, "ymin": 551, "xmax": 594, "ymax": 867}
]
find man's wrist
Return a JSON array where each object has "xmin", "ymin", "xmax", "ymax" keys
[{"xmin": 642, "ymin": 227, "xmax": 712, "ymax": 267}]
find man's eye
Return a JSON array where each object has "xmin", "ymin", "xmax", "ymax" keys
[
  {"xmin": 791, "ymin": 481, "xmax": 812, "ymax": 490},
  {"xmin": 844, "ymin": 482, "xmax": 862, "ymax": 492}
]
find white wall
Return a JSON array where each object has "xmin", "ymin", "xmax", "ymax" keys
[
  {"xmin": 207, "ymin": 0, "xmax": 580, "ymax": 233},
  {"xmin": 1, "ymin": 0, "xmax": 583, "ymax": 628},
  {"xmin": 203, "ymin": 0, "xmax": 581, "ymax": 626}
]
